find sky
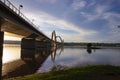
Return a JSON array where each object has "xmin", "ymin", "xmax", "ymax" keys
[{"xmin": 8, "ymin": 0, "xmax": 120, "ymax": 43}]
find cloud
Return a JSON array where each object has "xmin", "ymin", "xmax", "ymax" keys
[
  {"xmin": 79, "ymin": 2, "xmax": 120, "ymax": 43},
  {"xmin": 80, "ymin": 4, "xmax": 120, "ymax": 32},
  {"xmin": 87, "ymin": 0, "xmax": 96, "ymax": 7},
  {"xmin": 100, "ymin": 12, "xmax": 120, "ymax": 42},
  {"xmin": 80, "ymin": 4, "xmax": 111, "ymax": 22},
  {"xmin": 24, "ymin": 11, "xmax": 97, "ymax": 36},
  {"xmin": 103, "ymin": 12, "xmax": 120, "ymax": 42},
  {"xmin": 34, "ymin": 0, "xmax": 57, "ymax": 4},
  {"xmin": 72, "ymin": 0, "xmax": 87, "ymax": 10},
  {"xmin": 23, "ymin": 11, "xmax": 98, "ymax": 42},
  {"xmin": 95, "ymin": 5, "xmax": 110, "ymax": 14}
]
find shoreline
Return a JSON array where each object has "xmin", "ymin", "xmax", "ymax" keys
[{"xmin": 4, "ymin": 65, "xmax": 120, "ymax": 80}]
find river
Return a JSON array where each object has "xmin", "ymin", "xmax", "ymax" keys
[{"xmin": 2, "ymin": 44, "xmax": 120, "ymax": 78}]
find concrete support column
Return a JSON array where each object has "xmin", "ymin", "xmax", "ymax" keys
[
  {"xmin": 21, "ymin": 38, "xmax": 35, "ymax": 50},
  {"xmin": 0, "ymin": 32, "xmax": 4, "ymax": 80},
  {"xmin": 21, "ymin": 38, "xmax": 36, "ymax": 61},
  {"xmin": 0, "ymin": 18, "xmax": 4, "ymax": 80}
]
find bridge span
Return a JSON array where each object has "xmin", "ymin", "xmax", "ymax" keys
[
  {"xmin": 0, "ymin": 0, "xmax": 50, "ymax": 40},
  {"xmin": 0, "ymin": 0, "xmax": 63, "ymax": 79}
]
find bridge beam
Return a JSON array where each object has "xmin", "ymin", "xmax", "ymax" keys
[{"xmin": 0, "ymin": 17, "xmax": 4, "ymax": 80}]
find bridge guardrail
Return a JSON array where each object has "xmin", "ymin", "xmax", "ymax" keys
[{"xmin": 0, "ymin": 0, "xmax": 39, "ymax": 31}]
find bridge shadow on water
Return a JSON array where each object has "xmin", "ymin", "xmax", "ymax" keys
[{"xmin": 2, "ymin": 47, "xmax": 62, "ymax": 79}]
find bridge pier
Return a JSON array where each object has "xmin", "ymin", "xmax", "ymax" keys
[
  {"xmin": 21, "ymin": 38, "xmax": 36, "ymax": 50},
  {"xmin": 21, "ymin": 38, "xmax": 36, "ymax": 61},
  {"xmin": 21, "ymin": 37, "xmax": 53, "ymax": 50},
  {"xmin": 0, "ymin": 17, "xmax": 4, "ymax": 80},
  {"xmin": 36, "ymin": 41, "xmax": 52, "ymax": 49},
  {"xmin": 21, "ymin": 38, "xmax": 52, "ymax": 61}
]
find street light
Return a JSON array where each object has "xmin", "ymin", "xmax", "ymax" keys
[{"xmin": 19, "ymin": 5, "xmax": 23, "ymax": 15}]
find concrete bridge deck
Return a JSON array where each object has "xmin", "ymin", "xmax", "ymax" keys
[{"xmin": 0, "ymin": 0, "xmax": 50, "ymax": 41}]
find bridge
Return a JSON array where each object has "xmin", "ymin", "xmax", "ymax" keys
[{"xmin": 0, "ymin": 0, "xmax": 63, "ymax": 79}]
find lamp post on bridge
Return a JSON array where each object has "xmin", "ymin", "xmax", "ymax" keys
[{"xmin": 18, "ymin": 5, "xmax": 23, "ymax": 15}]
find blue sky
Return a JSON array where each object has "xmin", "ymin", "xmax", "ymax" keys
[{"xmin": 10, "ymin": 0, "xmax": 120, "ymax": 42}]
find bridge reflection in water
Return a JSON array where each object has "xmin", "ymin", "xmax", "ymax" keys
[{"xmin": 2, "ymin": 46, "xmax": 63, "ymax": 79}]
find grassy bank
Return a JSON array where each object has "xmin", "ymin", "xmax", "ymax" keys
[{"xmin": 4, "ymin": 65, "xmax": 120, "ymax": 80}]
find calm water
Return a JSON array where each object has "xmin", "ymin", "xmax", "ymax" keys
[
  {"xmin": 2, "ymin": 44, "xmax": 120, "ymax": 78},
  {"xmin": 3, "ymin": 44, "xmax": 21, "ymax": 64}
]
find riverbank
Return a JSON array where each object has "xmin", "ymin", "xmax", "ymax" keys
[{"xmin": 4, "ymin": 65, "xmax": 120, "ymax": 80}]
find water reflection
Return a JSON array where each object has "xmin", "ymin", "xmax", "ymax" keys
[
  {"xmin": 50, "ymin": 47, "xmax": 66, "ymax": 71},
  {"xmin": 86, "ymin": 43, "xmax": 92, "ymax": 54},
  {"xmin": 3, "ymin": 47, "xmax": 54, "ymax": 79},
  {"xmin": 2, "ymin": 45, "xmax": 120, "ymax": 78},
  {"xmin": 3, "ymin": 44, "xmax": 20, "ymax": 64},
  {"xmin": 37, "ymin": 46, "xmax": 120, "ymax": 73},
  {"xmin": 51, "ymin": 46, "xmax": 64, "ymax": 65},
  {"xmin": 86, "ymin": 43, "xmax": 98, "ymax": 54},
  {"xmin": 87, "ymin": 49, "xmax": 92, "ymax": 54}
]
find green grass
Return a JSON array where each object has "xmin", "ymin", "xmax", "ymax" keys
[{"xmin": 4, "ymin": 65, "xmax": 120, "ymax": 80}]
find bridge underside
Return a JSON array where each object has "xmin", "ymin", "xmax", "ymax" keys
[
  {"xmin": 1, "ymin": 18, "xmax": 50, "ymax": 41},
  {"xmin": 0, "ymin": 0, "xmax": 50, "ymax": 41},
  {"xmin": 1, "ymin": 19, "xmax": 32, "ymax": 37}
]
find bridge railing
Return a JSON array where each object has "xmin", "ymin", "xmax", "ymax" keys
[{"xmin": 0, "ymin": 0, "xmax": 38, "ymax": 30}]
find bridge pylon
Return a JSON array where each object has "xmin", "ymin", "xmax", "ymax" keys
[
  {"xmin": 0, "ymin": 17, "xmax": 4, "ymax": 80},
  {"xmin": 51, "ymin": 30, "xmax": 64, "ymax": 49},
  {"xmin": 51, "ymin": 30, "xmax": 57, "ymax": 49}
]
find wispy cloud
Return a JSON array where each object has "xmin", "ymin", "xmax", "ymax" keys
[
  {"xmin": 80, "ymin": 4, "xmax": 111, "ymax": 21},
  {"xmin": 23, "ymin": 11, "xmax": 98, "ymax": 42},
  {"xmin": 79, "ymin": 2, "xmax": 120, "ymax": 42},
  {"xmin": 103, "ymin": 12, "xmax": 120, "ymax": 42},
  {"xmin": 24, "ymin": 11, "xmax": 97, "ymax": 36},
  {"xmin": 72, "ymin": 0, "xmax": 87, "ymax": 10},
  {"xmin": 95, "ymin": 5, "xmax": 110, "ymax": 14},
  {"xmin": 34, "ymin": 0, "xmax": 57, "ymax": 4},
  {"xmin": 87, "ymin": 0, "xmax": 96, "ymax": 7}
]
